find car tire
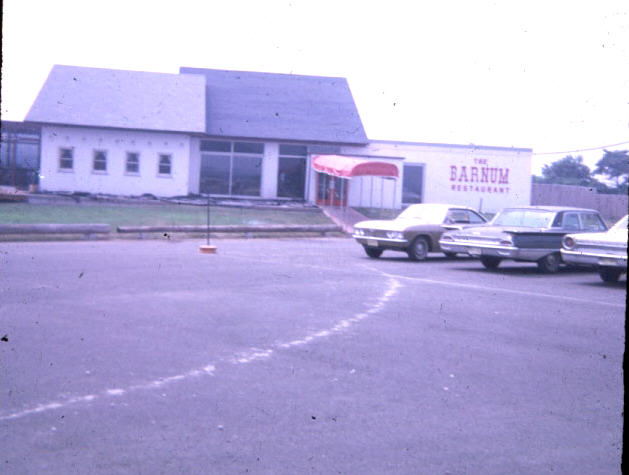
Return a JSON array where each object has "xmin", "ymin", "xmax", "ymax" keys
[
  {"xmin": 443, "ymin": 252, "xmax": 457, "ymax": 259},
  {"xmin": 599, "ymin": 267, "xmax": 622, "ymax": 283},
  {"xmin": 537, "ymin": 252, "xmax": 561, "ymax": 274},
  {"xmin": 407, "ymin": 237, "xmax": 429, "ymax": 261},
  {"xmin": 364, "ymin": 247, "xmax": 383, "ymax": 259},
  {"xmin": 479, "ymin": 256, "xmax": 501, "ymax": 269}
]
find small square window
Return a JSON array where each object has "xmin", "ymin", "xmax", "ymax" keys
[
  {"xmin": 93, "ymin": 150, "xmax": 107, "ymax": 172},
  {"xmin": 126, "ymin": 152, "xmax": 140, "ymax": 174},
  {"xmin": 158, "ymin": 154, "xmax": 172, "ymax": 175},
  {"xmin": 59, "ymin": 148, "xmax": 74, "ymax": 170}
]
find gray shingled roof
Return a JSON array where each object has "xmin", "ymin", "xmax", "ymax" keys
[
  {"xmin": 26, "ymin": 65, "xmax": 206, "ymax": 133},
  {"xmin": 179, "ymin": 67, "xmax": 368, "ymax": 144}
]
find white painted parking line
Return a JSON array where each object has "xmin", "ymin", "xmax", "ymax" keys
[
  {"xmin": 368, "ymin": 267, "xmax": 624, "ymax": 308},
  {"xmin": 0, "ymin": 277, "xmax": 402, "ymax": 422}
]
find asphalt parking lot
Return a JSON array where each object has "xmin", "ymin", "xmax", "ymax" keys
[{"xmin": 0, "ymin": 237, "xmax": 625, "ymax": 474}]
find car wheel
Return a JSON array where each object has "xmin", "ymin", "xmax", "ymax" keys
[
  {"xmin": 407, "ymin": 237, "xmax": 429, "ymax": 261},
  {"xmin": 364, "ymin": 247, "xmax": 383, "ymax": 259},
  {"xmin": 443, "ymin": 252, "xmax": 457, "ymax": 259},
  {"xmin": 537, "ymin": 252, "xmax": 561, "ymax": 274},
  {"xmin": 599, "ymin": 267, "xmax": 622, "ymax": 283},
  {"xmin": 479, "ymin": 256, "xmax": 501, "ymax": 269}
]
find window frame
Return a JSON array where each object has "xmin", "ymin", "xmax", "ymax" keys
[
  {"xmin": 92, "ymin": 149, "xmax": 108, "ymax": 174},
  {"xmin": 199, "ymin": 140, "xmax": 264, "ymax": 196},
  {"xmin": 277, "ymin": 144, "xmax": 307, "ymax": 199},
  {"xmin": 58, "ymin": 147, "xmax": 74, "ymax": 172},
  {"xmin": 125, "ymin": 152, "xmax": 140, "ymax": 176},
  {"xmin": 402, "ymin": 163, "xmax": 424, "ymax": 204},
  {"xmin": 157, "ymin": 153, "xmax": 172, "ymax": 177}
]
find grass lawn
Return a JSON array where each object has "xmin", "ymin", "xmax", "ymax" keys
[{"xmin": 0, "ymin": 202, "xmax": 332, "ymax": 228}]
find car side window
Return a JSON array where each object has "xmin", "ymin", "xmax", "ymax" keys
[
  {"xmin": 468, "ymin": 211, "xmax": 486, "ymax": 224},
  {"xmin": 581, "ymin": 213, "xmax": 606, "ymax": 231},
  {"xmin": 563, "ymin": 212, "xmax": 581, "ymax": 231},
  {"xmin": 446, "ymin": 209, "xmax": 470, "ymax": 224}
]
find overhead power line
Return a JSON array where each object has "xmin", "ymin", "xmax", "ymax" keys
[{"xmin": 533, "ymin": 141, "xmax": 629, "ymax": 156}]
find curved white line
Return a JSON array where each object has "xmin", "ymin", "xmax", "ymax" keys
[{"xmin": 1, "ymin": 277, "xmax": 402, "ymax": 421}]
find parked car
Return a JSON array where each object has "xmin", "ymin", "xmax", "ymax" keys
[
  {"xmin": 439, "ymin": 206, "xmax": 608, "ymax": 273},
  {"xmin": 353, "ymin": 203, "xmax": 488, "ymax": 260},
  {"xmin": 561, "ymin": 215, "xmax": 627, "ymax": 282}
]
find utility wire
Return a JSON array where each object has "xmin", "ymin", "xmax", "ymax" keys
[{"xmin": 533, "ymin": 141, "xmax": 629, "ymax": 155}]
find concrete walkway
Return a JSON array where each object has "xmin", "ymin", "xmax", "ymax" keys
[{"xmin": 319, "ymin": 205, "xmax": 369, "ymax": 234}]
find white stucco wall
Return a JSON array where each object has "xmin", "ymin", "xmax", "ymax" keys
[
  {"xmin": 39, "ymin": 125, "xmax": 192, "ymax": 197},
  {"xmin": 337, "ymin": 141, "xmax": 532, "ymax": 214}
]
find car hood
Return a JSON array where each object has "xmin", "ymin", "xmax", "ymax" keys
[{"xmin": 354, "ymin": 218, "xmax": 429, "ymax": 232}]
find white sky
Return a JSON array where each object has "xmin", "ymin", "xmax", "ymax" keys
[{"xmin": 2, "ymin": 0, "xmax": 628, "ymax": 175}]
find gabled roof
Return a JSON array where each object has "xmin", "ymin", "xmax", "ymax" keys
[
  {"xmin": 26, "ymin": 65, "xmax": 206, "ymax": 133},
  {"xmin": 179, "ymin": 67, "xmax": 369, "ymax": 145}
]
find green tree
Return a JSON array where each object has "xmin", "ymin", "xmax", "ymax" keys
[
  {"xmin": 594, "ymin": 149, "xmax": 628, "ymax": 188},
  {"xmin": 540, "ymin": 155, "xmax": 593, "ymax": 186}
]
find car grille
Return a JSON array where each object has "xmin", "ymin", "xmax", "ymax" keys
[{"xmin": 361, "ymin": 229, "xmax": 390, "ymax": 239}]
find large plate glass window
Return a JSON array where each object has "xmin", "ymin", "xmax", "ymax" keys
[
  {"xmin": 1, "ymin": 124, "xmax": 40, "ymax": 188},
  {"xmin": 199, "ymin": 140, "xmax": 264, "ymax": 196},
  {"xmin": 402, "ymin": 164, "xmax": 423, "ymax": 204},
  {"xmin": 278, "ymin": 144, "xmax": 307, "ymax": 198}
]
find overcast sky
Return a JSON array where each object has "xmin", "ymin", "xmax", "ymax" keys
[{"xmin": 2, "ymin": 0, "xmax": 628, "ymax": 174}]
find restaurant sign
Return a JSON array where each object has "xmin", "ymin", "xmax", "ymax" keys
[{"xmin": 449, "ymin": 158, "xmax": 510, "ymax": 194}]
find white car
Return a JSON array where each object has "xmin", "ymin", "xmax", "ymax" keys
[{"xmin": 561, "ymin": 215, "xmax": 628, "ymax": 282}]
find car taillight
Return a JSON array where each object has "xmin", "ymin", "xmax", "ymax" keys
[{"xmin": 563, "ymin": 236, "xmax": 575, "ymax": 249}]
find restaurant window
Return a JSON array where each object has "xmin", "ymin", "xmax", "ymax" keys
[
  {"xmin": 59, "ymin": 148, "xmax": 74, "ymax": 170},
  {"xmin": 278, "ymin": 144, "xmax": 307, "ymax": 198},
  {"xmin": 199, "ymin": 140, "xmax": 263, "ymax": 196},
  {"xmin": 402, "ymin": 164, "xmax": 423, "ymax": 203},
  {"xmin": 158, "ymin": 154, "xmax": 172, "ymax": 176},
  {"xmin": 125, "ymin": 152, "xmax": 140, "ymax": 174},
  {"xmin": 93, "ymin": 150, "xmax": 107, "ymax": 172}
]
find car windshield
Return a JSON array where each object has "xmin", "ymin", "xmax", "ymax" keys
[
  {"xmin": 396, "ymin": 205, "xmax": 446, "ymax": 223},
  {"xmin": 491, "ymin": 209, "xmax": 555, "ymax": 228},
  {"xmin": 611, "ymin": 215, "xmax": 628, "ymax": 231}
]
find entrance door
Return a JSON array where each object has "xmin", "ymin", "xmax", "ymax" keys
[{"xmin": 315, "ymin": 173, "xmax": 348, "ymax": 206}]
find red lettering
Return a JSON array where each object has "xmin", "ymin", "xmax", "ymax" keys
[
  {"xmin": 458, "ymin": 166, "xmax": 468, "ymax": 182},
  {"xmin": 489, "ymin": 168, "xmax": 498, "ymax": 183},
  {"xmin": 481, "ymin": 167, "xmax": 488, "ymax": 183},
  {"xmin": 471, "ymin": 167, "xmax": 479, "ymax": 182},
  {"xmin": 499, "ymin": 168, "xmax": 509, "ymax": 184}
]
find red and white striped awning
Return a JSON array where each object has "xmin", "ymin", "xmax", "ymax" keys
[{"xmin": 312, "ymin": 155, "xmax": 399, "ymax": 178}]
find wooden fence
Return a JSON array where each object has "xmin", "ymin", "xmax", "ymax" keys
[{"xmin": 531, "ymin": 184, "xmax": 628, "ymax": 221}]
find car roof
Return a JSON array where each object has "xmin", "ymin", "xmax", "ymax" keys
[
  {"xmin": 499, "ymin": 205, "xmax": 599, "ymax": 213},
  {"xmin": 405, "ymin": 203, "xmax": 479, "ymax": 212}
]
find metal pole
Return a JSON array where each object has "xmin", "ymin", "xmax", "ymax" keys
[
  {"xmin": 340, "ymin": 177, "xmax": 344, "ymax": 210},
  {"xmin": 206, "ymin": 192, "xmax": 211, "ymax": 245}
]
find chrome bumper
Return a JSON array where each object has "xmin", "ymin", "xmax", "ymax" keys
[
  {"xmin": 353, "ymin": 236, "xmax": 408, "ymax": 248},
  {"xmin": 439, "ymin": 240, "xmax": 552, "ymax": 261},
  {"xmin": 561, "ymin": 249, "xmax": 628, "ymax": 269}
]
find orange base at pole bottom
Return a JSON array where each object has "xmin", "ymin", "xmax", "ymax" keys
[{"xmin": 199, "ymin": 245, "xmax": 217, "ymax": 254}]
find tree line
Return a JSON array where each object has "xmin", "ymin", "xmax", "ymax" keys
[{"xmin": 533, "ymin": 149, "xmax": 628, "ymax": 195}]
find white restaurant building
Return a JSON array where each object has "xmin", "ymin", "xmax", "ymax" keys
[{"xmin": 19, "ymin": 64, "xmax": 532, "ymax": 214}]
